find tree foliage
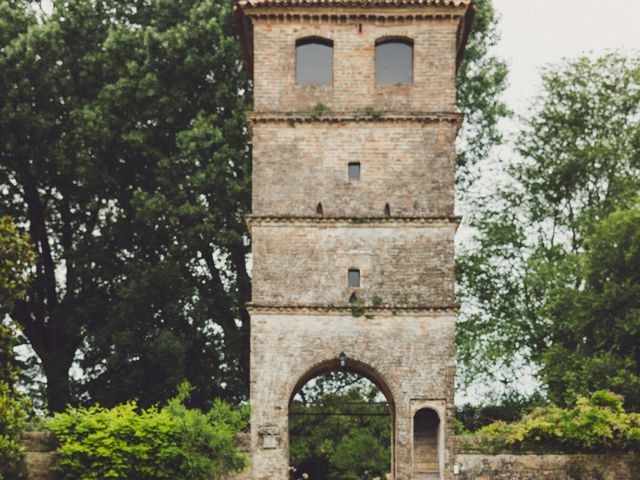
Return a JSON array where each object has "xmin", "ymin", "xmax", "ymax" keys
[
  {"xmin": 543, "ymin": 203, "xmax": 640, "ymax": 408},
  {"xmin": 456, "ymin": 0, "xmax": 509, "ymax": 187},
  {"xmin": 0, "ymin": 0, "xmax": 250, "ymax": 412},
  {"xmin": 0, "ymin": 216, "xmax": 36, "ymax": 314},
  {"xmin": 0, "ymin": 216, "xmax": 35, "ymax": 480},
  {"xmin": 457, "ymin": 53, "xmax": 640, "ymax": 406},
  {"xmin": 289, "ymin": 372, "xmax": 391, "ymax": 480}
]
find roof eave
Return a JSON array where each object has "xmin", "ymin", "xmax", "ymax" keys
[
  {"xmin": 456, "ymin": 1, "xmax": 475, "ymax": 70},
  {"xmin": 234, "ymin": 0, "xmax": 476, "ymax": 73}
]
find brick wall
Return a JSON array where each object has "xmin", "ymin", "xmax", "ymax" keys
[
  {"xmin": 244, "ymin": 5, "xmax": 466, "ymax": 479},
  {"xmin": 252, "ymin": 18, "xmax": 459, "ymax": 113},
  {"xmin": 455, "ymin": 453, "xmax": 639, "ymax": 480},
  {"xmin": 249, "ymin": 313, "xmax": 457, "ymax": 480},
  {"xmin": 250, "ymin": 118, "xmax": 459, "ymax": 218},
  {"xmin": 250, "ymin": 221, "xmax": 456, "ymax": 306}
]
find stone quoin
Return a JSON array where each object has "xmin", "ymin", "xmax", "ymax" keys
[{"xmin": 234, "ymin": 0, "xmax": 475, "ymax": 478}]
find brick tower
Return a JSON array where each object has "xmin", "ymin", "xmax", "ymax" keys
[{"xmin": 235, "ymin": 1, "xmax": 474, "ymax": 478}]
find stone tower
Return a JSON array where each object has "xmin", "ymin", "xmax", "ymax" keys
[{"xmin": 235, "ymin": 1, "xmax": 474, "ymax": 478}]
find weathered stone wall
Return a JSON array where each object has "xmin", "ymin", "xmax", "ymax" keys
[
  {"xmin": 22, "ymin": 432, "xmax": 57, "ymax": 480},
  {"xmin": 252, "ymin": 18, "xmax": 459, "ymax": 113},
  {"xmin": 250, "ymin": 119, "xmax": 458, "ymax": 218},
  {"xmin": 244, "ymin": 5, "xmax": 466, "ymax": 479},
  {"xmin": 455, "ymin": 453, "xmax": 639, "ymax": 480},
  {"xmin": 249, "ymin": 313, "xmax": 457, "ymax": 480},
  {"xmin": 250, "ymin": 221, "xmax": 456, "ymax": 306},
  {"xmin": 22, "ymin": 432, "xmax": 640, "ymax": 480}
]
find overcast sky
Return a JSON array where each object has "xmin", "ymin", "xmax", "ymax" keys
[{"xmin": 492, "ymin": 0, "xmax": 640, "ymax": 114}]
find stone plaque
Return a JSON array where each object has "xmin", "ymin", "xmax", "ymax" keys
[{"xmin": 258, "ymin": 425, "xmax": 280, "ymax": 449}]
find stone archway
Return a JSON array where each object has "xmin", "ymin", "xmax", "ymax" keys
[{"xmin": 288, "ymin": 358, "xmax": 396, "ymax": 480}]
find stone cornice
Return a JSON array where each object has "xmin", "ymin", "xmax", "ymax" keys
[
  {"xmin": 246, "ymin": 215, "xmax": 461, "ymax": 228},
  {"xmin": 246, "ymin": 111, "xmax": 463, "ymax": 127},
  {"xmin": 247, "ymin": 303, "xmax": 460, "ymax": 316},
  {"xmin": 239, "ymin": 0, "xmax": 471, "ymax": 8},
  {"xmin": 245, "ymin": 7, "xmax": 466, "ymax": 21},
  {"xmin": 234, "ymin": 0, "xmax": 476, "ymax": 74}
]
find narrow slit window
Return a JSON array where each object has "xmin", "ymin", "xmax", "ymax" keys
[
  {"xmin": 375, "ymin": 38, "xmax": 413, "ymax": 85},
  {"xmin": 296, "ymin": 37, "xmax": 333, "ymax": 85},
  {"xmin": 316, "ymin": 202, "xmax": 324, "ymax": 215},
  {"xmin": 348, "ymin": 269, "xmax": 361, "ymax": 288},
  {"xmin": 384, "ymin": 203, "xmax": 391, "ymax": 217},
  {"xmin": 349, "ymin": 292, "xmax": 358, "ymax": 304},
  {"xmin": 348, "ymin": 162, "xmax": 361, "ymax": 181}
]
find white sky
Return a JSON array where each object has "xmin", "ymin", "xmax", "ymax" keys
[{"xmin": 492, "ymin": 0, "xmax": 640, "ymax": 114}]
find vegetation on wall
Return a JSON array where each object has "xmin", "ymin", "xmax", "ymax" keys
[
  {"xmin": 471, "ymin": 391, "xmax": 640, "ymax": 453},
  {"xmin": 47, "ymin": 383, "xmax": 248, "ymax": 480}
]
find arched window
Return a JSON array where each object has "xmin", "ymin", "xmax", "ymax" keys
[
  {"xmin": 375, "ymin": 38, "xmax": 413, "ymax": 85},
  {"xmin": 296, "ymin": 37, "xmax": 333, "ymax": 85},
  {"xmin": 413, "ymin": 408, "xmax": 440, "ymax": 475}
]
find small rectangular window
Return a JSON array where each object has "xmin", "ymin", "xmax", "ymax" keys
[
  {"xmin": 348, "ymin": 269, "xmax": 360, "ymax": 287},
  {"xmin": 348, "ymin": 162, "xmax": 361, "ymax": 181}
]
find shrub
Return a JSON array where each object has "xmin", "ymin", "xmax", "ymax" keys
[
  {"xmin": 48, "ymin": 384, "xmax": 248, "ymax": 480},
  {"xmin": 455, "ymin": 392, "xmax": 547, "ymax": 433},
  {"xmin": 0, "ymin": 380, "xmax": 28, "ymax": 480},
  {"xmin": 476, "ymin": 390, "xmax": 640, "ymax": 453},
  {"xmin": 0, "ymin": 324, "xmax": 29, "ymax": 480},
  {"xmin": 0, "ymin": 216, "xmax": 35, "ymax": 480}
]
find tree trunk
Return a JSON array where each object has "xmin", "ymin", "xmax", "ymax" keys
[{"xmin": 40, "ymin": 349, "xmax": 74, "ymax": 413}]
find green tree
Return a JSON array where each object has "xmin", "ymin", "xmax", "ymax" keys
[
  {"xmin": 456, "ymin": 0, "xmax": 509, "ymax": 187},
  {"xmin": 289, "ymin": 372, "xmax": 391, "ymax": 480},
  {"xmin": 543, "ymin": 203, "xmax": 640, "ymax": 408},
  {"xmin": 0, "ymin": 0, "xmax": 249, "ymax": 412},
  {"xmin": 457, "ymin": 54, "xmax": 640, "ymax": 404},
  {"xmin": 1, "ymin": 216, "xmax": 36, "ymax": 314},
  {"xmin": 0, "ymin": 216, "xmax": 36, "ymax": 480}
]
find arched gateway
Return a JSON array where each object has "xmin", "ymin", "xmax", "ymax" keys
[
  {"xmin": 289, "ymin": 359, "xmax": 395, "ymax": 479},
  {"xmin": 235, "ymin": 0, "xmax": 475, "ymax": 478}
]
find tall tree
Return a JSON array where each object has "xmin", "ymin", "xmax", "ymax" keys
[
  {"xmin": 456, "ymin": 0, "xmax": 509, "ymax": 188},
  {"xmin": 543, "ymin": 203, "xmax": 640, "ymax": 408},
  {"xmin": 0, "ymin": 0, "xmax": 249, "ymax": 412},
  {"xmin": 457, "ymin": 54, "xmax": 640, "ymax": 404}
]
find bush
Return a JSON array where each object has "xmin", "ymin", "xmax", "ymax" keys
[
  {"xmin": 0, "ymin": 380, "xmax": 28, "ymax": 480},
  {"xmin": 0, "ymin": 216, "xmax": 35, "ymax": 480},
  {"xmin": 455, "ymin": 392, "xmax": 547, "ymax": 433},
  {"xmin": 0, "ymin": 324, "xmax": 29, "ymax": 480},
  {"xmin": 476, "ymin": 390, "xmax": 640, "ymax": 453},
  {"xmin": 47, "ymin": 384, "xmax": 248, "ymax": 480}
]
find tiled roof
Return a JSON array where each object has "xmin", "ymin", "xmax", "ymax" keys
[{"xmin": 240, "ymin": 0, "xmax": 471, "ymax": 7}]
